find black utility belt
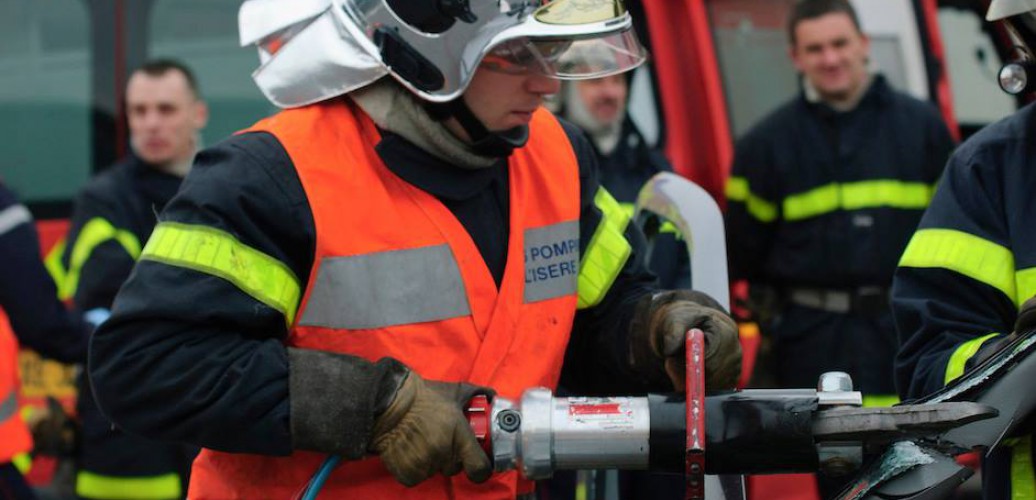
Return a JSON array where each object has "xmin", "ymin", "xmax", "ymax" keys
[{"xmin": 787, "ymin": 286, "xmax": 889, "ymax": 314}]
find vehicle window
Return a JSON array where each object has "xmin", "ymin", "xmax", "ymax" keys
[
  {"xmin": 149, "ymin": 0, "xmax": 276, "ymax": 147},
  {"xmin": 851, "ymin": 0, "xmax": 929, "ymax": 100},
  {"xmin": 0, "ymin": 0, "xmax": 91, "ymax": 205},
  {"xmin": 707, "ymin": 0, "xmax": 799, "ymax": 138},
  {"xmin": 708, "ymin": 0, "xmax": 931, "ymax": 139},
  {"xmin": 937, "ymin": 7, "xmax": 1016, "ymax": 137}
]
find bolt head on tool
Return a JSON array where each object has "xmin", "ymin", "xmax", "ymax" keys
[{"xmin": 818, "ymin": 372, "xmax": 854, "ymax": 393}]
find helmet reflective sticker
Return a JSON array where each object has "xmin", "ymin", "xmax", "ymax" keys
[{"xmin": 535, "ymin": 0, "xmax": 627, "ymax": 25}]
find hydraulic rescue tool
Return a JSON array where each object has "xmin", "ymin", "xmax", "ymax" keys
[
  {"xmin": 299, "ymin": 173, "xmax": 1005, "ymax": 499},
  {"xmin": 461, "ymin": 329, "xmax": 995, "ymax": 500}
]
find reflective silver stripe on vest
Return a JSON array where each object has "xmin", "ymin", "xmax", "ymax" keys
[
  {"xmin": 0, "ymin": 391, "xmax": 16, "ymax": 423},
  {"xmin": 299, "ymin": 244, "xmax": 471, "ymax": 329},
  {"xmin": 0, "ymin": 204, "xmax": 32, "ymax": 238},
  {"xmin": 524, "ymin": 221, "xmax": 580, "ymax": 303}
]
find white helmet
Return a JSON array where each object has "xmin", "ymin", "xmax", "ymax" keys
[
  {"xmin": 987, "ymin": 0, "xmax": 1036, "ymax": 94},
  {"xmin": 240, "ymin": 0, "xmax": 647, "ymax": 107}
]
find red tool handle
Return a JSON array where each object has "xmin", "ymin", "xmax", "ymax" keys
[
  {"xmin": 465, "ymin": 395, "xmax": 492, "ymax": 456},
  {"xmin": 686, "ymin": 329, "xmax": 706, "ymax": 500}
]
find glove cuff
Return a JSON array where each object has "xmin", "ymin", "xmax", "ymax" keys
[{"xmin": 288, "ymin": 348, "xmax": 408, "ymax": 458}]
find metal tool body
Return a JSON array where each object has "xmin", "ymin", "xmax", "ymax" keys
[{"xmin": 464, "ymin": 351, "xmax": 992, "ymax": 500}]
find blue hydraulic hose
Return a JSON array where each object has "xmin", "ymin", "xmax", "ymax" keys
[{"xmin": 301, "ymin": 455, "xmax": 341, "ymax": 500}]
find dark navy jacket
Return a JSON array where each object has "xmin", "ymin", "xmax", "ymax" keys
[
  {"xmin": 727, "ymin": 76, "xmax": 955, "ymax": 288},
  {"xmin": 63, "ymin": 156, "xmax": 182, "ymax": 310},
  {"xmin": 63, "ymin": 156, "xmax": 195, "ymax": 487},
  {"xmin": 893, "ymin": 102, "xmax": 1036, "ymax": 499},
  {"xmin": 0, "ymin": 183, "xmax": 85, "ymax": 363},
  {"xmin": 88, "ymin": 113, "xmax": 661, "ymax": 456},
  {"xmin": 894, "ymin": 102, "xmax": 1036, "ymax": 398}
]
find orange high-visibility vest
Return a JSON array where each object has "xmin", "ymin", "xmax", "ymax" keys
[
  {"xmin": 0, "ymin": 309, "xmax": 33, "ymax": 466},
  {"xmin": 189, "ymin": 98, "xmax": 582, "ymax": 499}
]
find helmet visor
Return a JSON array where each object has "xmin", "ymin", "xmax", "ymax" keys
[{"xmin": 482, "ymin": 27, "xmax": 647, "ymax": 80}]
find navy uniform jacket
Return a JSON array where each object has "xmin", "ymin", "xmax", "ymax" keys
[
  {"xmin": 727, "ymin": 75, "xmax": 955, "ymax": 287},
  {"xmin": 0, "ymin": 183, "xmax": 85, "ymax": 363},
  {"xmin": 893, "ymin": 102, "xmax": 1036, "ymax": 398},
  {"xmin": 88, "ymin": 114, "xmax": 662, "ymax": 456},
  {"xmin": 62, "ymin": 156, "xmax": 195, "ymax": 496},
  {"xmin": 893, "ymin": 102, "xmax": 1036, "ymax": 498},
  {"xmin": 63, "ymin": 157, "xmax": 181, "ymax": 310}
]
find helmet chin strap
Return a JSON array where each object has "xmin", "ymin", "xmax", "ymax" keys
[{"xmin": 427, "ymin": 98, "xmax": 530, "ymax": 158}]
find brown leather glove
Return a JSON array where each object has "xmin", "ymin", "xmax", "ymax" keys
[
  {"xmin": 370, "ymin": 372, "xmax": 492, "ymax": 487},
  {"xmin": 630, "ymin": 290, "xmax": 742, "ymax": 393}
]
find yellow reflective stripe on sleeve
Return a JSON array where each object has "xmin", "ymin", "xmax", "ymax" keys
[
  {"xmin": 141, "ymin": 222, "xmax": 301, "ymax": 326},
  {"xmin": 944, "ymin": 333, "xmax": 1000, "ymax": 385},
  {"xmin": 783, "ymin": 180, "xmax": 934, "ymax": 222},
  {"xmin": 1011, "ymin": 435, "xmax": 1036, "ymax": 500},
  {"xmin": 899, "ymin": 229, "xmax": 1018, "ymax": 305},
  {"xmin": 726, "ymin": 176, "xmax": 777, "ymax": 222},
  {"xmin": 12, "ymin": 453, "xmax": 31, "ymax": 475},
  {"xmin": 76, "ymin": 471, "xmax": 181, "ymax": 500},
  {"xmin": 861, "ymin": 394, "xmax": 900, "ymax": 407},
  {"xmin": 44, "ymin": 238, "xmax": 68, "ymax": 295},
  {"xmin": 63, "ymin": 218, "xmax": 142, "ymax": 300},
  {"xmin": 578, "ymin": 188, "xmax": 632, "ymax": 310},
  {"xmin": 1015, "ymin": 268, "xmax": 1036, "ymax": 307}
]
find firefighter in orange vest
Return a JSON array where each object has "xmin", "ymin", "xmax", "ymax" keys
[
  {"xmin": 0, "ymin": 181, "xmax": 88, "ymax": 499},
  {"xmin": 87, "ymin": 1, "xmax": 742, "ymax": 498}
]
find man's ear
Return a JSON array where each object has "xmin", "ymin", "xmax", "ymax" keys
[
  {"xmin": 789, "ymin": 45, "xmax": 804, "ymax": 74},
  {"xmin": 193, "ymin": 101, "xmax": 210, "ymax": 130}
]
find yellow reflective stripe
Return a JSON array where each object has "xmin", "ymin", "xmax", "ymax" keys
[
  {"xmin": 783, "ymin": 180, "xmax": 934, "ymax": 221},
  {"xmin": 76, "ymin": 471, "xmax": 181, "ymax": 500},
  {"xmin": 944, "ymin": 333, "xmax": 1000, "ymax": 385},
  {"xmin": 899, "ymin": 229, "xmax": 1018, "ymax": 305},
  {"xmin": 1011, "ymin": 435, "xmax": 1036, "ymax": 500},
  {"xmin": 63, "ymin": 218, "xmax": 142, "ymax": 300},
  {"xmin": 141, "ymin": 222, "xmax": 301, "ymax": 326},
  {"xmin": 1016, "ymin": 268, "xmax": 1036, "ymax": 307},
  {"xmin": 862, "ymin": 394, "xmax": 900, "ymax": 407},
  {"xmin": 12, "ymin": 453, "xmax": 31, "ymax": 474},
  {"xmin": 578, "ymin": 188, "xmax": 632, "ymax": 309},
  {"xmin": 44, "ymin": 238, "xmax": 69, "ymax": 295},
  {"xmin": 726, "ymin": 176, "xmax": 777, "ymax": 222},
  {"xmin": 842, "ymin": 181, "xmax": 934, "ymax": 210},
  {"xmin": 784, "ymin": 183, "xmax": 839, "ymax": 221}
]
